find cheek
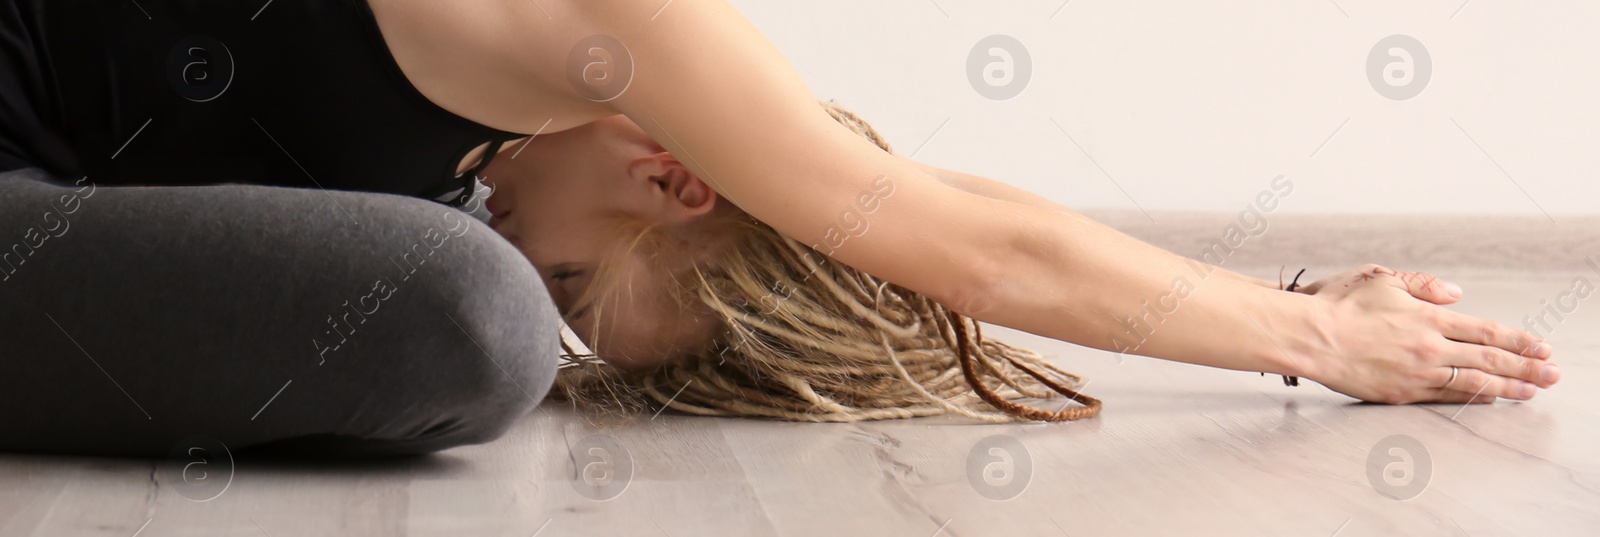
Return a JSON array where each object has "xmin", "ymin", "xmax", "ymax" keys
[
  {"xmin": 578, "ymin": 305, "xmax": 677, "ymax": 370},
  {"xmin": 513, "ymin": 181, "xmax": 593, "ymax": 230}
]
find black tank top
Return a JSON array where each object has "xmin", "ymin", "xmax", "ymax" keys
[{"xmin": 12, "ymin": 0, "xmax": 526, "ymax": 207}]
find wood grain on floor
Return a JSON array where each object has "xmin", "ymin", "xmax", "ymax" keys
[{"xmin": 2, "ymin": 213, "xmax": 1596, "ymax": 537}]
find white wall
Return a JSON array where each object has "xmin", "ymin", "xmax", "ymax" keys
[{"xmin": 726, "ymin": 0, "xmax": 1600, "ymax": 216}]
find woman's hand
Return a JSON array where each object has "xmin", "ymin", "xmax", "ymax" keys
[
  {"xmin": 1295, "ymin": 264, "xmax": 1560, "ymax": 404},
  {"xmin": 1293, "ymin": 264, "xmax": 1464, "ymax": 305}
]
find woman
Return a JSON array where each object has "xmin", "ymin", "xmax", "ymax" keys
[
  {"xmin": 0, "ymin": 0, "xmax": 1559, "ymax": 455},
  {"xmin": 481, "ymin": 103, "xmax": 1561, "ymax": 421}
]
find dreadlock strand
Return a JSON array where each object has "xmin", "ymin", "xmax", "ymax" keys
[{"xmin": 550, "ymin": 99, "xmax": 1104, "ymax": 424}]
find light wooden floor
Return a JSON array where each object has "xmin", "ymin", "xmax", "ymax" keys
[{"xmin": 2, "ymin": 214, "xmax": 1596, "ymax": 536}]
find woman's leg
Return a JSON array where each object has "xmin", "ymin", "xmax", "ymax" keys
[{"xmin": 0, "ymin": 167, "xmax": 560, "ymax": 457}]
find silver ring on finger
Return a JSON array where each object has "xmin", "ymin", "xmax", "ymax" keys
[{"xmin": 1443, "ymin": 365, "xmax": 1460, "ymax": 389}]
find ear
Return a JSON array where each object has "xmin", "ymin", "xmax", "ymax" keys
[{"xmin": 629, "ymin": 151, "xmax": 717, "ymax": 217}]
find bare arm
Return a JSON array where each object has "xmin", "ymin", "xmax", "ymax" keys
[
  {"xmin": 536, "ymin": 0, "xmax": 1554, "ymax": 402},
  {"xmin": 937, "ymin": 192, "xmax": 1320, "ymax": 377},
  {"xmin": 558, "ymin": 0, "xmax": 1008, "ymax": 310},
  {"xmin": 904, "ymin": 160, "xmax": 1282, "ymax": 292},
  {"xmin": 534, "ymin": 0, "xmax": 1301, "ymax": 375},
  {"xmin": 905, "ymin": 160, "xmax": 1558, "ymax": 401}
]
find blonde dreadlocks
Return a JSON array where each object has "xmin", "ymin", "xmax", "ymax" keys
[{"xmin": 552, "ymin": 101, "xmax": 1102, "ymax": 423}]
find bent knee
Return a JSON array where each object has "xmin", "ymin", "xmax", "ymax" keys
[
  {"xmin": 387, "ymin": 265, "xmax": 562, "ymax": 452},
  {"xmin": 310, "ymin": 194, "xmax": 564, "ymax": 453},
  {"xmin": 397, "ymin": 200, "xmax": 563, "ymax": 416}
]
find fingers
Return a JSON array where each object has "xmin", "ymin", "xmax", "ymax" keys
[
  {"xmin": 1394, "ymin": 270, "xmax": 1462, "ymax": 305},
  {"xmin": 1305, "ymin": 264, "xmax": 1463, "ymax": 305},
  {"xmin": 1439, "ymin": 339, "xmax": 1560, "ymax": 389},
  {"xmin": 1438, "ymin": 366, "xmax": 1539, "ymax": 401},
  {"xmin": 1363, "ymin": 264, "xmax": 1461, "ymax": 304},
  {"xmin": 1433, "ymin": 308, "xmax": 1555, "ymax": 360}
]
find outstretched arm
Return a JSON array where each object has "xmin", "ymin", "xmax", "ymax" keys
[
  {"xmin": 551, "ymin": 0, "xmax": 1555, "ymax": 403},
  {"xmin": 905, "ymin": 160, "xmax": 1281, "ymax": 292},
  {"xmin": 921, "ymin": 161, "xmax": 1555, "ymax": 404},
  {"xmin": 940, "ymin": 195, "xmax": 1317, "ymax": 375}
]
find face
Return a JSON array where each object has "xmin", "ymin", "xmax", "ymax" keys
[{"xmin": 479, "ymin": 115, "xmax": 730, "ymax": 371}]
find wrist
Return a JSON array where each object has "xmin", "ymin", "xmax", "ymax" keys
[
  {"xmin": 1210, "ymin": 264, "xmax": 1281, "ymax": 291},
  {"xmin": 1248, "ymin": 284, "xmax": 1333, "ymax": 381}
]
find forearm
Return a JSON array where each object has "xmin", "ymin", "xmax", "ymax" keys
[
  {"xmin": 911, "ymin": 162, "xmax": 1280, "ymax": 291},
  {"xmin": 991, "ymin": 205, "xmax": 1318, "ymax": 374},
  {"xmin": 957, "ymin": 189, "xmax": 1325, "ymax": 378}
]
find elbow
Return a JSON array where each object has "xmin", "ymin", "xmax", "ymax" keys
[
  {"xmin": 939, "ymin": 235, "xmax": 1019, "ymax": 320},
  {"xmin": 942, "ymin": 264, "xmax": 1005, "ymax": 320},
  {"xmin": 939, "ymin": 208, "xmax": 1064, "ymax": 321}
]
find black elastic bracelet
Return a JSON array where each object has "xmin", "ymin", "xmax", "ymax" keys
[{"xmin": 1264, "ymin": 267, "xmax": 1307, "ymax": 387}]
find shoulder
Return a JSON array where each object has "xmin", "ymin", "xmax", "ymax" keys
[
  {"xmin": 377, "ymin": 0, "xmax": 1004, "ymax": 305},
  {"xmin": 565, "ymin": 1, "xmax": 1004, "ymax": 305},
  {"xmin": 364, "ymin": 0, "xmax": 619, "ymax": 134}
]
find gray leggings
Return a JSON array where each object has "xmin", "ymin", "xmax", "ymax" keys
[{"xmin": 0, "ymin": 167, "xmax": 560, "ymax": 457}]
